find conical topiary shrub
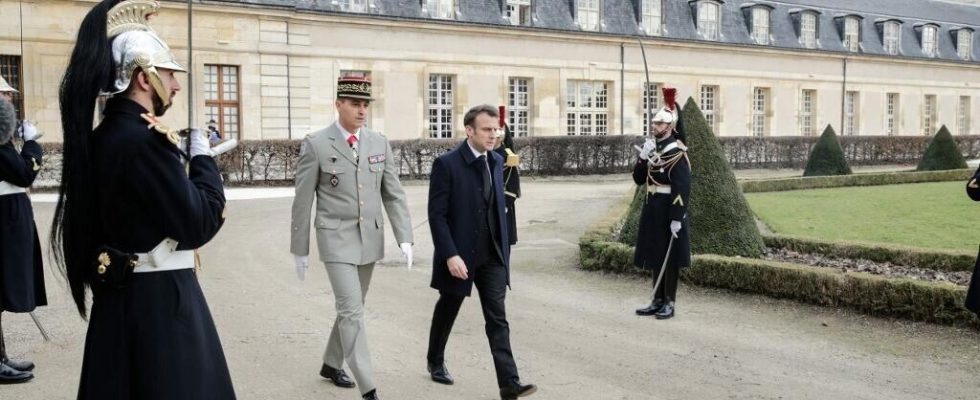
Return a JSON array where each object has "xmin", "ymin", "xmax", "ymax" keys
[
  {"xmin": 617, "ymin": 185, "xmax": 646, "ymax": 245},
  {"xmin": 683, "ymin": 97, "xmax": 764, "ymax": 257},
  {"xmin": 803, "ymin": 125, "xmax": 852, "ymax": 177},
  {"xmin": 917, "ymin": 125, "xmax": 967, "ymax": 171},
  {"xmin": 619, "ymin": 98, "xmax": 764, "ymax": 257}
]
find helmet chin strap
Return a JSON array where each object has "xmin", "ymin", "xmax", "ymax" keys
[{"xmin": 136, "ymin": 62, "xmax": 172, "ymax": 108}]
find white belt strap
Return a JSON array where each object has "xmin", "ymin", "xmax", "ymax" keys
[
  {"xmin": 0, "ymin": 181, "xmax": 27, "ymax": 196},
  {"xmin": 647, "ymin": 185, "xmax": 672, "ymax": 194},
  {"xmin": 133, "ymin": 238, "xmax": 196, "ymax": 273}
]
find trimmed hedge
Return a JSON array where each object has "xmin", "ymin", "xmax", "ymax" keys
[
  {"xmin": 579, "ymin": 191, "xmax": 980, "ymax": 328},
  {"xmin": 721, "ymin": 134, "xmax": 980, "ymax": 169},
  {"xmin": 763, "ymin": 235, "xmax": 975, "ymax": 273},
  {"xmin": 740, "ymin": 168, "xmax": 973, "ymax": 193},
  {"xmin": 682, "ymin": 98, "xmax": 765, "ymax": 257},
  {"xmin": 29, "ymin": 133, "xmax": 980, "ymax": 186},
  {"xmin": 685, "ymin": 255, "xmax": 975, "ymax": 327},
  {"xmin": 918, "ymin": 125, "xmax": 968, "ymax": 171},
  {"xmin": 803, "ymin": 125, "xmax": 852, "ymax": 176}
]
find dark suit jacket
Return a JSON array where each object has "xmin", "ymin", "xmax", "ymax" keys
[{"xmin": 428, "ymin": 141, "xmax": 510, "ymax": 297}]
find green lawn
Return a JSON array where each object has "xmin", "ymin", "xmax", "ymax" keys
[{"xmin": 745, "ymin": 181, "xmax": 979, "ymax": 253}]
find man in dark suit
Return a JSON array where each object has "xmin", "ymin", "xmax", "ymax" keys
[{"xmin": 426, "ymin": 105, "xmax": 537, "ymax": 400}]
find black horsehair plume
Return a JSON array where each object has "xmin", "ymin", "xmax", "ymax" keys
[{"xmin": 52, "ymin": 0, "xmax": 123, "ymax": 318}]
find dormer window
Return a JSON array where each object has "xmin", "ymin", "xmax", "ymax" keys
[
  {"xmin": 693, "ymin": 0, "xmax": 722, "ymax": 41},
  {"xmin": 749, "ymin": 5, "xmax": 773, "ymax": 45},
  {"xmin": 881, "ymin": 20, "xmax": 902, "ymax": 55},
  {"xmin": 954, "ymin": 28, "xmax": 974, "ymax": 61},
  {"xmin": 577, "ymin": 0, "xmax": 601, "ymax": 32},
  {"xmin": 640, "ymin": 0, "xmax": 663, "ymax": 36},
  {"xmin": 918, "ymin": 23, "xmax": 939, "ymax": 57},
  {"xmin": 425, "ymin": 0, "xmax": 455, "ymax": 19},
  {"xmin": 799, "ymin": 11, "xmax": 818, "ymax": 48},
  {"xmin": 843, "ymin": 16, "xmax": 860, "ymax": 52},
  {"xmin": 506, "ymin": 0, "xmax": 531, "ymax": 26}
]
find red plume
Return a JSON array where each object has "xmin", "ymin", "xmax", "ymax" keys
[
  {"xmin": 498, "ymin": 105, "xmax": 506, "ymax": 128},
  {"xmin": 662, "ymin": 87, "xmax": 677, "ymax": 112}
]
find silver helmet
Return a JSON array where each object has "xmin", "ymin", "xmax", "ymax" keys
[
  {"xmin": 651, "ymin": 106, "xmax": 676, "ymax": 125},
  {"xmin": 0, "ymin": 75, "xmax": 17, "ymax": 93},
  {"xmin": 106, "ymin": 0, "xmax": 185, "ymax": 106}
]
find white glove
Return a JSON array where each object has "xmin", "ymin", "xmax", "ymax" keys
[
  {"xmin": 637, "ymin": 139, "xmax": 655, "ymax": 161},
  {"xmin": 399, "ymin": 242, "xmax": 413, "ymax": 270},
  {"xmin": 187, "ymin": 128, "xmax": 211, "ymax": 158},
  {"xmin": 670, "ymin": 220, "xmax": 682, "ymax": 239},
  {"xmin": 293, "ymin": 254, "xmax": 309, "ymax": 281},
  {"xmin": 18, "ymin": 121, "xmax": 41, "ymax": 141}
]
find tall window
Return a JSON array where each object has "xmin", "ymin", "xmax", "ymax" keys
[
  {"xmin": 923, "ymin": 94, "xmax": 937, "ymax": 135},
  {"xmin": 566, "ymin": 80, "xmax": 609, "ymax": 136},
  {"xmin": 800, "ymin": 12, "xmax": 817, "ymax": 49},
  {"xmin": 338, "ymin": 0, "xmax": 367, "ymax": 12},
  {"xmin": 886, "ymin": 93, "xmax": 899, "ymax": 135},
  {"xmin": 960, "ymin": 96, "xmax": 972, "ymax": 135},
  {"xmin": 958, "ymin": 29, "xmax": 974, "ymax": 60},
  {"xmin": 0, "ymin": 55, "xmax": 23, "ymax": 120},
  {"xmin": 700, "ymin": 85, "xmax": 718, "ymax": 133},
  {"xmin": 508, "ymin": 78, "xmax": 531, "ymax": 137},
  {"xmin": 204, "ymin": 65, "xmax": 241, "ymax": 140},
  {"xmin": 641, "ymin": 0, "xmax": 662, "ymax": 35},
  {"xmin": 752, "ymin": 7, "xmax": 771, "ymax": 45},
  {"xmin": 752, "ymin": 87, "xmax": 769, "ymax": 137},
  {"xmin": 577, "ymin": 0, "xmax": 600, "ymax": 31},
  {"xmin": 697, "ymin": 1, "xmax": 720, "ymax": 41},
  {"xmin": 506, "ymin": 0, "xmax": 531, "ymax": 26},
  {"xmin": 922, "ymin": 25, "xmax": 938, "ymax": 57},
  {"xmin": 428, "ymin": 74, "xmax": 454, "ymax": 138},
  {"xmin": 425, "ymin": 0, "xmax": 455, "ymax": 20},
  {"xmin": 800, "ymin": 89, "xmax": 816, "ymax": 136},
  {"xmin": 844, "ymin": 17, "xmax": 860, "ymax": 52},
  {"xmin": 883, "ymin": 21, "xmax": 901, "ymax": 55},
  {"xmin": 642, "ymin": 82, "xmax": 660, "ymax": 135},
  {"xmin": 844, "ymin": 91, "xmax": 858, "ymax": 135}
]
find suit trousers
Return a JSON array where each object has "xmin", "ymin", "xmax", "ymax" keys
[
  {"xmin": 322, "ymin": 262, "xmax": 375, "ymax": 395},
  {"xmin": 426, "ymin": 261, "xmax": 519, "ymax": 389}
]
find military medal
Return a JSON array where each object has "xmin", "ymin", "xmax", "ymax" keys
[{"xmin": 330, "ymin": 175, "xmax": 340, "ymax": 187}]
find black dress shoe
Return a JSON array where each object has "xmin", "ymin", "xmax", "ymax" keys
[
  {"xmin": 427, "ymin": 362, "xmax": 454, "ymax": 385},
  {"xmin": 362, "ymin": 389, "xmax": 380, "ymax": 400},
  {"xmin": 2, "ymin": 356, "xmax": 34, "ymax": 372},
  {"xmin": 635, "ymin": 299, "xmax": 665, "ymax": 316},
  {"xmin": 654, "ymin": 303, "xmax": 675, "ymax": 320},
  {"xmin": 319, "ymin": 364, "xmax": 356, "ymax": 388},
  {"xmin": 500, "ymin": 382, "xmax": 537, "ymax": 399},
  {"xmin": 0, "ymin": 362, "xmax": 32, "ymax": 384}
]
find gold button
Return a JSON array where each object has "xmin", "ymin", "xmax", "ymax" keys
[
  {"xmin": 360, "ymin": 201, "xmax": 364, "ymax": 205},
  {"xmin": 97, "ymin": 265, "xmax": 107, "ymax": 275},
  {"xmin": 358, "ymin": 184, "xmax": 363, "ymax": 189},
  {"xmin": 359, "ymin": 217, "xmax": 364, "ymax": 221}
]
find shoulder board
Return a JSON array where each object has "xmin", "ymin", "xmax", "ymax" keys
[{"xmin": 140, "ymin": 113, "xmax": 180, "ymax": 146}]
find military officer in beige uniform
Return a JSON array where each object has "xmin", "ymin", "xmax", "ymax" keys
[{"xmin": 291, "ymin": 76, "xmax": 413, "ymax": 400}]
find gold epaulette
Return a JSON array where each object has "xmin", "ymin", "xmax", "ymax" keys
[
  {"xmin": 504, "ymin": 148, "xmax": 520, "ymax": 167},
  {"xmin": 141, "ymin": 113, "xmax": 181, "ymax": 146}
]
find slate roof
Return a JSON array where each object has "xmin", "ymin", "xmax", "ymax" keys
[{"xmin": 182, "ymin": 0, "xmax": 980, "ymax": 63}]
